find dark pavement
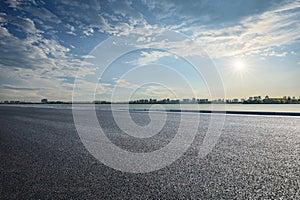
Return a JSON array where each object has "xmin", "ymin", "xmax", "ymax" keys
[{"xmin": 0, "ymin": 106, "xmax": 299, "ymax": 199}]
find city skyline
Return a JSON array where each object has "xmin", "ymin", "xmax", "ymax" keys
[
  {"xmin": 1, "ymin": 1, "xmax": 300, "ymax": 101},
  {"xmin": 2, "ymin": 94, "xmax": 299, "ymax": 104}
]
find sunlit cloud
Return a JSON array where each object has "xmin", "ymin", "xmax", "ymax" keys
[{"xmin": 0, "ymin": 0, "xmax": 299, "ymax": 101}]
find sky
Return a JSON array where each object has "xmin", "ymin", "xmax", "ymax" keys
[{"xmin": 0, "ymin": 0, "xmax": 299, "ymax": 102}]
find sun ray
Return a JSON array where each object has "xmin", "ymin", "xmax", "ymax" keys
[{"xmin": 234, "ymin": 60, "xmax": 246, "ymax": 71}]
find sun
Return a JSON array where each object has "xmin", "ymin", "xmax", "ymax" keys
[
  {"xmin": 229, "ymin": 58, "xmax": 251, "ymax": 78},
  {"xmin": 234, "ymin": 60, "xmax": 246, "ymax": 71}
]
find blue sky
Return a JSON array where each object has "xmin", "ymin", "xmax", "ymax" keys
[{"xmin": 0, "ymin": 0, "xmax": 299, "ymax": 101}]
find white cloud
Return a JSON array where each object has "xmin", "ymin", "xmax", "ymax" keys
[
  {"xmin": 126, "ymin": 51, "xmax": 171, "ymax": 66},
  {"xmin": 129, "ymin": 1, "xmax": 300, "ymax": 59},
  {"xmin": 261, "ymin": 51, "xmax": 288, "ymax": 58},
  {"xmin": 5, "ymin": 0, "xmax": 20, "ymax": 9},
  {"xmin": 66, "ymin": 24, "xmax": 76, "ymax": 35},
  {"xmin": 83, "ymin": 27, "xmax": 94, "ymax": 36},
  {"xmin": 81, "ymin": 55, "xmax": 95, "ymax": 59},
  {"xmin": 1, "ymin": 0, "xmax": 299, "ymax": 101},
  {"xmin": 23, "ymin": 6, "xmax": 61, "ymax": 24},
  {"xmin": 190, "ymin": 1, "xmax": 300, "ymax": 58},
  {"xmin": 0, "ymin": 12, "xmax": 7, "ymax": 22},
  {"xmin": 0, "ymin": 26, "xmax": 49, "ymax": 69},
  {"xmin": 0, "ymin": 21, "xmax": 96, "ymax": 101},
  {"xmin": 114, "ymin": 79, "xmax": 139, "ymax": 89},
  {"xmin": 11, "ymin": 16, "xmax": 39, "ymax": 34}
]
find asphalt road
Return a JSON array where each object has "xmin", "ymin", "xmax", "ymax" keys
[{"xmin": 0, "ymin": 106, "xmax": 299, "ymax": 199}]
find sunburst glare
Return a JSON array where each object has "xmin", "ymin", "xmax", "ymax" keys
[{"xmin": 234, "ymin": 60, "xmax": 246, "ymax": 71}]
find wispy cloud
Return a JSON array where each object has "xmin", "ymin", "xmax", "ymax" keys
[
  {"xmin": 1, "ymin": 85, "xmax": 42, "ymax": 91},
  {"xmin": 189, "ymin": 1, "xmax": 300, "ymax": 58},
  {"xmin": 126, "ymin": 51, "xmax": 171, "ymax": 66},
  {"xmin": 113, "ymin": 78, "xmax": 139, "ymax": 89},
  {"xmin": 1, "ymin": 0, "xmax": 299, "ymax": 100}
]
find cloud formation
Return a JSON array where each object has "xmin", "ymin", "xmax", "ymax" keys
[{"xmin": 0, "ymin": 0, "xmax": 299, "ymax": 101}]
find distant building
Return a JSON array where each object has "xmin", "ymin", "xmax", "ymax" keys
[
  {"xmin": 198, "ymin": 99, "xmax": 208, "ymax": 103},
  {"xmin": 232, "ymin": 98, "xmax": 239, "ymax": 103},
  {"xmin": 253, "ymin": 96, "xmax": 261, "ymax": 101},
  {"xmin": 9, "ymin": 101, "xmax": 20, "ymax": 104},
  {"xmin": 149, "ymin": 99, "xmax": 157, "ymax": 103},
  {"xmin": 182, "ymin": 99, "xmax": 190, "ymax": 103},
  {"xmin": 41, "ymin": 99, "xmax": 48, "ymax": 103}
]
